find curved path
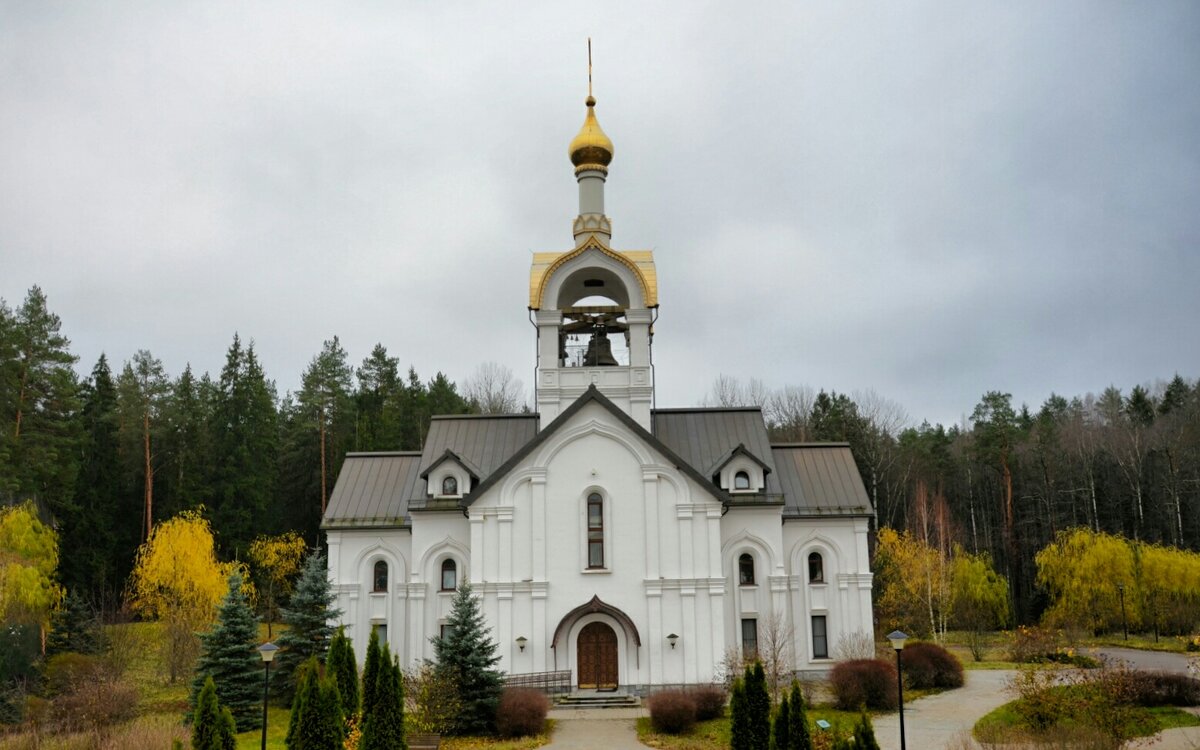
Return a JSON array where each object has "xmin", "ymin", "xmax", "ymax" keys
[{"xmin": 871, "ymin": 670, "xmax": 1015, "ymax": 750}]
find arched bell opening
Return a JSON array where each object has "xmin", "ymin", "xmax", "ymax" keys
[{"xmin": 555, "ymin": 267, "xmax": 631, "ymax": 368}]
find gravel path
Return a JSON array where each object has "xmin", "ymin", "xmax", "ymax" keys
[
  {"xmin": 544, "ymin": 707, "xmax": 648, "ymax": 749},
  {"xmin": 871, "ymin": 670, "xmax": 1016, "ymax": 750}
]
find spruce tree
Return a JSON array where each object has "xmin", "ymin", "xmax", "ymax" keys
[
  {"xmin": 730, "ymin": 677, "xmax": 750, "ymax": 750},
  {"xmin": 326, "ymin": 626, "xmax": 359, "ymax": 718},
  {"xmin": 361, "ymin": 626, "xmax": 382, "ymax": 718},
  {"xmin": 46, "ymin": 590, "xmax": 104, "ymax": 656},
  {"xmin": 193, "ymin": 676, "xmax": 237, "ymax": 750},
  {"xmin": 190, "ymin": 572, "xmax": 262, "ymax": 730},
  {"xmin": 788, "ymin": 681, "xmax": 812, "ymax": 750},
  {"xmin": 773, "ymin": 690, "xmax": 790, "ymax": 750},
  {"xmin": 746, "ymin": 662, "xmax": 771, "ymax": 750},
  {"xmin": 360, "ymin": 652, "xmax": 406, "ymax": 750},
  {"xmin": 276, "ymin": 550, "xmax": 340, "ymax": 699},
  {"xmin": 432, "ymin": 583, "xmax": 503, "ymax": 735}
]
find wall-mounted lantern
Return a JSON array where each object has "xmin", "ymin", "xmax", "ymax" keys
[
  {"xmin": 667, "ymin": 633, "xmax": 679, "ymax": 650},
  {"xmin": 516, "ymin": 636, "xmax": 528, "ymax": 653}
]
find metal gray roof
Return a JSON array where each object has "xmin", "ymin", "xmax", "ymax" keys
[
  {"xmin": 652, "ymin": 408, "xmax": 782, "ymax": 495},
  {"xmin": 322, "ymin": 452, "xmax": 422, "ymax": 529},
  {"xmin": 772, "ymin": 444, "xmax": 872, "ymax": 517},
  {"xmin": 410, "ymin": 414, "xmax": 539, "ymax": 509}
]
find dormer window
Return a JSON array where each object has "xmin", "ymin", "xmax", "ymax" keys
[
  {"xmin": 441, "ymin": 476, "xmax": 458, "ymax": 496},
  {"xmin": 733, "ymin": 471, "xmax": 751, "ymax": 491}
]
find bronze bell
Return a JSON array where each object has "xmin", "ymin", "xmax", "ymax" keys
[{"xmin": 583, "ymin": 331, "xmax": 618, "ymax": 366}]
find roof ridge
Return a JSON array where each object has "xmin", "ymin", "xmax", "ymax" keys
[
  {"xmin": 429, "ymin": 413, "xmax": 538, "ymax": 421},
  {"xmin": 653, "ymin": 406, "xmax": 764, "ymax": 414},
  {"xmin": 771, "ymin": 442, "xmax": 852, "ymax": 448},
  {"xmin": 345, "ymin": 451, "xmax": 423, "ymax": 457}
]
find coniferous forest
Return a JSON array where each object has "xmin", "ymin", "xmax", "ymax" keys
[{"xmin": 4, "ymin": 284, "xmax": 1200, "ymax": 623}]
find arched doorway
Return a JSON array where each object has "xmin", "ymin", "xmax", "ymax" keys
[{"xmin": 577, "ymin": 622, "xmax": 618, "ymax": 690}]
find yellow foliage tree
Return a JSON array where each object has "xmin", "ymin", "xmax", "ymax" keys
[
  {"xmin": 0, "ymin": 502, "xmax": 64, "ymax": 637},
  {"xmin": 873, "ymin": 527, "xmax": 952, "ymax": 639},
  {"xmin": 127, "ymin": 510, "xmax": 247, "ymax": 682},
  {"xmin": 1036, "ymin": 528, "xmax": 1137, "ymax": 634},
  {"xmin": 247, "ymin": 531, "xmax": 306, "ymax": 636},
  {"xmin": 949, "ymin": 546, "xmax": 1009, "ymax": 660}
]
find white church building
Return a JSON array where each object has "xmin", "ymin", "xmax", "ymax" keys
[{"xmin": 322, "ymin": 89, "xmax": 874, "ymax": 691}]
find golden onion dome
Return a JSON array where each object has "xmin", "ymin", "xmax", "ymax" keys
[{"xmin": 569, "ymin": 95, "xmax": 614, "ymax": 174}]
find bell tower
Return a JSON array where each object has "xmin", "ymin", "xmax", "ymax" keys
[{"xmin": 528, "ymin": 75, "xmax": 657, "ymax": 430}]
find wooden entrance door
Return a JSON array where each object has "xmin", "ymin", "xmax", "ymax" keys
[{"xmin": 577, "ymin": 622, "xmax": 618, "ymax": 689}]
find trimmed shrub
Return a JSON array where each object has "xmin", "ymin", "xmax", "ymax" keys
[
  {"xmin": 901, "ymin": 641, "xmax": 964, "ymax": 689},
  {"xmin": 647, "ymin": 690, "xmax": 697, "ymax": 735},
  {"xmin": 495, "ymin": 687, "xmax": 549, "ymax": 738},
  {"xmin": 830, "ymin": 659, "xmax": 898, "ymax": 711},
  {"xmin": 689, "ymin": 684, "xmax": 727, "ymax": 720},
  {"xmin": 1124, "ymin": 671, "xmax": 1200, "ymax": 707}
]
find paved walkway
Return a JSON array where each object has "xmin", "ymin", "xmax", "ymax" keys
[
  {"xmin": 871, "ymin": 670, "xmax": 1015, "ymax": 750},
  {"xmin": 545, "ymin": 707, "xmax": 648, "ymax": 749}
]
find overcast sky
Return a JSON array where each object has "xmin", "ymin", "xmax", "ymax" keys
[{"xmin": 2, "ymin": 2, "xmax": 1198, "ymax": 427}]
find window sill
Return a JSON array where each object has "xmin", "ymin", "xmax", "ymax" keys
[
  {"xmin": 438, "ymin": 589, "xmax": 456, "ymax": 594},
  {"xmin": 581, "ymin": 568, "xmax": 611, "ymax": 575},
  {"xmin": 370, "ymin": 590, "xmax": 387, "ymax": 596}
]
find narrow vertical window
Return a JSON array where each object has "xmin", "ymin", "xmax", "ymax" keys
[
  {"xmin": 734, "ymin": 471, "xmax": 751, "ymax": 490},
  {"xmin": 812, "ymin": 615, "xmax": 828, "ymax": 658},
  {"xmin": 808, "ymin": 552, "xmax": 824, "ymax": 583},
  {"xmin": 741, "ymin": 618, "xmax": 758, "ymax": 659},
  {"xmin": 441, "ymin": 559, "xmax": 457, "ymax": 591},
  {"xmin": 587, "ymin": 493, "xmax": 605, "ymax": 569},
  {"xmin": 373, "ymin": 560, "xmax": 388, "ymax": 592},
  {"xmin": 738, "ymin": 553, "xmax": 755, "ymax": 585},
  {"xmin": 441, "ymin": 476, "xmax": 458, "ymax": 495},
  {"xmin": 373, "ymin": 622, "xmax": 387, "ymax": 645}
]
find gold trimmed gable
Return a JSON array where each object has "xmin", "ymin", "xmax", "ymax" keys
[{"xmin": 529, "ymin": 238, "xmax": 658, "ymax": 310}]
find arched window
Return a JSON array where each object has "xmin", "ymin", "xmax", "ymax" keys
[
  {"xmin": 587, "ymin": 493, "xmax": 605, "ymax": 569},
  {"xmin": 441, "ymin": 475, "xmax": 458, "ymax": 496},
  {"xmin": 441, "ymin": 559, "xmax": 457, "ymax": 591},
  {"xmin": 734, "ymin": 471, "xmax": 751, "ymax": 491},
  {"xmin": 373, "ymin": 560, "xmax": 388, "ymax": 592},
  {"xmin": 738, "ymin": 553, "xmax": 755, "ymax": 585},
  {"xmin": 808, "ymin": 552, "xmax": 824, "ymax": 583}
]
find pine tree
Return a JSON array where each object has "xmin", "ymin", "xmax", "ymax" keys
[
  {"xmin": 286, "ymin": 658, "xmax": 344, "ymax": 750},
  {"xmin": 773, "ymin": 690, "xmax": 790, "ymax": 750},
  {"xmin": 361, "ymin": 626, "xmax": 382, "ymax": 718},
  {"xmin": 853, "ymin": 711, "xmax": 880, "ymax": 750},
  {"xmin": 730, "ymin": 677, "xmax": 750, "ymax": 750},
  {"xmin": 326, "ymin": 626, "xmax": 359, "ymax": 718},
  {"xmin": 276, "ymin": 550, "xmax": 340, "ymax": 699},
  {"xmin": 193, "ymin": 676, "xmax": 237, "ymax": 750},
  {"xmin": 432, "ymin": 583, "xmax": 503, "ymax": 735},
  {"xmin": 788, "ymin": 681, "xmax": 812, "ymax": 750},
  {"xmin": 360, "ymin": 651, "xmax": 405, "ymax": 750},
  {"xmin": 190, "ymin": 572, "xmax": 262, "ymax": 730},
  {"xmin": 45, "ymin": 590, "xmax": 104, "ymax": 656},
  {"xmin": 745, "ymin": 662, "xmax": 771, "ymax": 750}
]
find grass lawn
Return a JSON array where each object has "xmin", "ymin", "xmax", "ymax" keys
[
  {"xmin": 974, "ymin": 694, "xmax": 1200, "ymax": 745},
  {"xmin": 234, "ymin": 710, "xmax": 556, "ymax": 750}
]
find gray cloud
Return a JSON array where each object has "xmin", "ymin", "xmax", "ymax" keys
[{"xmin": 2, "ymin": 1, "xmax": 1197, "ymax": 426}]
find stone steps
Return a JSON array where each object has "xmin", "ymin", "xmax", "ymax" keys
[{"xmin": 556, "ymin": 692, "xmax": 641, "ymax": 709}]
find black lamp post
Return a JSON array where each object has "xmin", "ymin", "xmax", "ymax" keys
[
  {"xmin": 887, "ymin": 630, "xmax": 908, "ymax": 750},
  {"xmin": 257, "ymin": 642, "xmax": 278, "ymax": 750},
  {"xmin": 1117, "ymin": 583, "xmax": 1128, "ymax": 641}
]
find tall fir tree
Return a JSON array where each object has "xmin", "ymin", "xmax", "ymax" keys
[
  {"xmin": 286, "ymin": 658, "xmax": 344, "ymax": 750},
  {"xmin": 360, "ymin": 647, "xmax": 405, "ymax": 750},
  {"xmin": 788, "ymin": 681, "xmax": 812, "ymax": 750},
  {"xmin": 730, "ymin": 677, "xmax": 750, "ymax": 750},
  {"xmin": 276, "ymin": 550, "xmax": 340, "ymax": 699},
  {"xmin": 745, "ymin": 663, "xmax": 771, "ymax": 750},
  {"xmin": 326, "ymin": 626, "xmax": 359, "ymax": 719},
  {"xmin": 190, "ymin": 572, "xmax": 262, "ymax": 730},
  {"xmin": 773, "ymin": 690, "xmax": 790, "ymax": 750},
  {"xmin": 355, "ymin": 344, "xmax": 402, "ymax": 451},
  {"xmin": 852, "ymin": 711, "xmax": 880, "ymax": 750},
  {"xmin": 433, "ymin": 582, "xmax": 503, "ymax": 735},
  {"xmin": 116, "ymin": 350, "xmax": 171, "ymax": 544},
  {"xmin": 192, "ymin": 676, "xmax": 238, "ymax": 750},
  {"xmin": 45, "ymin": 590, "xmax": 104, "ymax": 656},
  {"xmin": 361, "ymin": 626, "xmax": 383, "ymax": 719}
]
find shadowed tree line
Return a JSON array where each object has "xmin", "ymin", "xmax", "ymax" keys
[
  {"xmin": 0, "ymin": 286, "xmax": 522, "ymax": 609},
  {"xmin": 708, "ymin": 374, "xmax": 1200, "ymax": 622}
]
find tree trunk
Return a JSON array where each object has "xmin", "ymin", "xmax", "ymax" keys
[
  {"xmin": 319, "ymin": 406, "xmax": 328, "ymax": 515},
  {"xmin": 143, "ymin": 410, "xmax": 153, "ymax": 541}
]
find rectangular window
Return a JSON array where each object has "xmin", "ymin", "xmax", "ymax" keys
[
  {"xmin": 812, "ymin": 615, "xmax": 828, "ymax": 659},
  {"xmin": 587, "ymin": 494, "xmax": 604, "ymax": 569},
  {"xmin": 741, "ymin": 618, "xmax": 758, "ymax": 659},
  {"xmin": 373, "ymin": 622, "xmax": 387, "ymax": 646},
  {"xmin": 440, "ymin": 624, "xmax": 455, "ymax": 642}
]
